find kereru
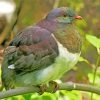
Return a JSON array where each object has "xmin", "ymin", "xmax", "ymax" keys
[{"xmin": 2, "ymin": 7, "xmax": 82, "ymax": 90}]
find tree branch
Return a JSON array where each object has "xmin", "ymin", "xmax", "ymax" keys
[
  {"xmin": 59, "ymin": 82, "xmax": 100, "ymax": 94},
  {"xmin": 0, "ymin": 82, "xmax": 100, "ymax": 99}
]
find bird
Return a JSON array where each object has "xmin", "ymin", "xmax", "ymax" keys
[{"xmin": 2, "ymin": 7, "xmax": 82, "ymax": 90}]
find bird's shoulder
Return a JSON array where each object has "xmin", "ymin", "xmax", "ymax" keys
[{"xmin": 10, "ymin": 26, "xmax": 52, "ymax": 46}]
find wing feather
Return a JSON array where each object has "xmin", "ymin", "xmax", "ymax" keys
[{"xmin": 4, "ymin": 26, "xmax": 58, "ymax": 75}]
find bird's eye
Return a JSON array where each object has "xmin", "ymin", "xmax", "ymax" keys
[{"xmin": 63, "ymin": 14, "xmax": 67, "ymax": 17}]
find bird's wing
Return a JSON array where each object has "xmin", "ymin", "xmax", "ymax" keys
[{"xmin": 4, "ymin": 26, "xmax": 59, "ymax": 75}]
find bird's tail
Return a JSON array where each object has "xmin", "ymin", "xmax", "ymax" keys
[{"xmin": 1, "ymin": 56, "xmax": 15, "ymax": 90}]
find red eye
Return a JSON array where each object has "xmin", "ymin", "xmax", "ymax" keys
[{"xmin": 63, "ymin": 14, "xmax": 67, "ymax": 17}]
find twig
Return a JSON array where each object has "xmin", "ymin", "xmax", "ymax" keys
[
  {"xmin": 0, "ymin": 82, "xmax": 100, "ymax": 99},
  {"xmin": 60, "ymin": 82, "xmax": 100, "ymax": 94},
  {"xmin": 91, "ymin": 53, "xmax": 100, "ymax": 100},
  {"xmin": 10, "ymin": 0, "xmax": 23, "ymax": 32},
  {"xmin": 53, "ymin": 0, "xmax": 60, "ymax": 9}
]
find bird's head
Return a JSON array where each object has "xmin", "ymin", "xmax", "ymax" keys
[{"xmin": 46, "ymin": 7, "xmax": 82, "ymax": 24}]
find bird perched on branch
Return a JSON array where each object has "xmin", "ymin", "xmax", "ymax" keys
[{"xmin": 2, "ymin": 7, "xmax": 82, "ymax": 90}]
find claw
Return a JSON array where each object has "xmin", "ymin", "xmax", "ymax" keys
[
  {"xmin": 48, "ymin": 81, "xmax": 59, "ymax": 93},
  {"xmin": 38, "ymin": 84, "xmax": 47, "ymax": 95},
  {"xmin": 37, "ymin": 81, "xmax": 59, "ymax": 94}
]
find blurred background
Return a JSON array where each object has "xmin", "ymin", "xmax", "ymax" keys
[{"xmin": 0, "ymin": 0, "xmax": 100, "ymax": 100}]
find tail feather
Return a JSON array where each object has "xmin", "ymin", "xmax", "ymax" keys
[{"xmin": 1, "ymin": 56, "xmax": 15, "ymax": 90}]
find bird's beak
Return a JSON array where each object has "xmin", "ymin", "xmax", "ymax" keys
[{"xmin": 74, "ymin": 15, "xmax": 82, "ymax": 20}]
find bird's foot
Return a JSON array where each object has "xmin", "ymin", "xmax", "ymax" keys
[
  {"xmin": 38, "ymin": 84, "xmax": 47, "ymax": 95},
  {"xmin": 37, "ymin": 81, "xmax": 59, "ymax": 94},
  {"xmin": 48, "ymin": 81, "xmax": 59, "ymax": 93}
]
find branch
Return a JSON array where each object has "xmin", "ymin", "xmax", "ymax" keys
[
  {"xmin": 53, "ymin": 0, "xmax": 60, "ymax": 8},
  {"xmin": 0, "ymin": 82, "xmax": 100, "ymax": 99},
  {"xmin": 59, "ymin": 82, "xmax": 100, "ymax": 94},
  {"xmin": 91, "ymin": 52, "xmax": 100, "ymax": 99}
]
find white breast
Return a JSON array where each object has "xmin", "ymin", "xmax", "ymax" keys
[
  {"xmin": 52, "ymin": 34, "xmax": 80, "ymax": 62},
  {"xmin": 57, "ymin": 42, "xmax": 80, "ymax": 62}
]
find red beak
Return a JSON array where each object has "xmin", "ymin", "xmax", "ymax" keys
[{"xmin": 74, "ymin": 15, "xmax": 82, "ymax": 20}]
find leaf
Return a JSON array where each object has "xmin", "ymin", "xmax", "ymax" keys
[
  {"xmin": 79, "ymin": 57, "xmax": 89, "ymax": 64},
  {"xmin": 86, "ymin": 35, "xmax": 100, "ymax": 48}
]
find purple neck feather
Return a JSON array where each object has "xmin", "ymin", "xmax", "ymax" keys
[{"xmin": 37, "ymin": 19, "xmax": 58, "ymax": 33}]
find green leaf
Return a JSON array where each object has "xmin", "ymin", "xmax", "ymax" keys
[
  {"xmin": 60, "ymin": 90, "xmax": 82, "ymax": 100},
  {"xmin": 86, "ymin": 35, "xmax": 100, "ymax": 48},
  {"xmin": 79, "ymin": 57, "xmax": 89, "ymax": 64}
]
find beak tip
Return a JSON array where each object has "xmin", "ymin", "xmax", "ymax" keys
[{"xmin": 74, "ymin": 15, "xmax": 82, "ymax": 20}]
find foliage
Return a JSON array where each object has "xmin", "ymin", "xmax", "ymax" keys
[{"xmin": 86, "ymin": 35, "xmax": 100, "ymax": 49}]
